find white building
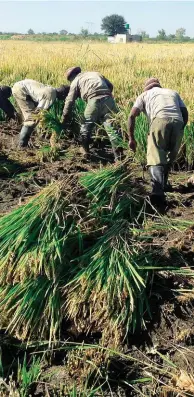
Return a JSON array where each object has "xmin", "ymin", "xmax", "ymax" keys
[{"xmin": 108, "ymin": 33, "xmax": 142, "ymax": 44}]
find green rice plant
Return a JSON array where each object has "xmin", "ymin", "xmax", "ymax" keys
[
  {"xmin": 73, "ymin": 98, "xmax": 86, "ymax": 126},
  {"xmin": 17, "ymin": 354, "xmax": 42, "ymax": 397},
  {"xmin": 183, "ymin": 122, "xmax": 194, "ymax": 169},
  {"xmin": 38, "ymin": 110, "xmax": 63, "ymax": 136},
  {"xmin": 134, "ymin": 114, "xmax": 148, "ymax": 166},
  {"xmin": 0, "ymin": 175, "xmax": 86, "ymax": 284},
  {"xmin": 0, "ymin": 276, "xmax": 64, "ymax": 341},
  {"xmin": 112, "ymin": 107, "xmax": 148, "ymax": 166},
  {"xmin": 64, "ymin": 220, "xmax": 154, "ymax": 344},
  {"xmin": 36, "ymin": 144, "xmax": 61, "ymax": 162}
]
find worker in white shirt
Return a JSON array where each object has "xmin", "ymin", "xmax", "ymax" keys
[
  {"xmin": 12, "ymin": 79, "xmax": 69, "ymax": 147},
  {"xmin": 128, "ymin": 77, "xmax": 188, "ymax": 204}
]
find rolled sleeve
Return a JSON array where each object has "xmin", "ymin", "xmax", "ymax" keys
[
  {"xmin": 62, "ymin": 81, "xmax": 78, "ymax": 117},
  {"xmin": 178, "ymin": 94, "xmax": 186, "ymax": 108},
  {"xmin": 133, "ymin": 93, "xmax": 145, "ymax": 112}
]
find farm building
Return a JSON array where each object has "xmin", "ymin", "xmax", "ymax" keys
[{"xmin": 108, "ymin": 33, "xmax": 142, "ymax": 43}]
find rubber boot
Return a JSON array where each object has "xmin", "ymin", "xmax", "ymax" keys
[
  {"xmin": 80, "ymin": 135, "xmax": 90, "ymax": 157},
  {"xmin": 80, "ymin": 122, "xmax": 94, "ymax": 157},
  {"xmin": 19, "ymin": 125, "xmax": 34, "ymax": 148},
  {"xmin": 149, "ymin": 165, "xmax": 166, "ymax": 207},
  {"xmin": 164, "ymin": 165, "xmax": 173, "ymax": 192}
]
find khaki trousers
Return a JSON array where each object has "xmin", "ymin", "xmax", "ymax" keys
[
  {"xmin": 81, "ymin": 95, "xmax": 121, "ymax": 147},
  {"xmin": 12, "ymin": 83, "xmax": 36, "ymax": 127},
  {"xmin": 147, "ymin": 117, "xmax": 184, "ymax": 166}
]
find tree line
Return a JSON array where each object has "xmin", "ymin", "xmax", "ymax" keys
[{"xmin": 0, "ymin": 14, "xmax": 193, "ymax": 42}]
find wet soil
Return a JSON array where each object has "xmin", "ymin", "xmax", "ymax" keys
[{"xmin": 1, "ymin": 123, "xmax": 194, "ymax": 396}]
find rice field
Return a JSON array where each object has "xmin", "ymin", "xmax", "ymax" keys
[
  {"xmin": 1, "ymin": 41, "xmax": 194, "ymax": 396},
  {"xmin": 0, "ymin": 41, "xmax": 194, "ymax": 105},
  {"xmin": 1, "ymin": 40, "xmax": 194, "ymax": 167}
]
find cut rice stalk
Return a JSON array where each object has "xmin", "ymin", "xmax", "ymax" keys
[
  {"xmin": 64, "ymin": 220, "xmax": 154, "ymax": 344},
  {"xmin": 0, "ymin": 175, "xmax": 87, "ymax": 283}
]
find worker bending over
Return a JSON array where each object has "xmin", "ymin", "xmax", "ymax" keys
[
  {"xmin": 12, "ymin": 79, "xmax": 70, "ymax": 147},
  {"xmin": 0, "ymin": 86, "xmax": 17, "ymax": 121},
  {"xmin": 128, "ymin": 78, "xmax": 188, "ymax": 204},
  {"xmin": 61, "ymin": 67, "xmax": 123, "ymax": 161}
]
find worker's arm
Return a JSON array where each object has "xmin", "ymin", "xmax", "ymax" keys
[
  {"xmin": 61, "ymin": 81, "xmax": 79, "ymax": 124},
  {"xmin": 103, "ymin": 76, "xmax": 113, "ymax": 93},
  {"xmin": 178, "ymin": 95, "xmax": 188, "ymax": 127},
  {"xmin": 128, "ymin": 107, "xmax": 141, "ymax": 152},
  {"xmin": 0, "ymin": 97, "xmax": 16, "ymax": 120},
  {"xmin": 180, "ymin": 107, "xmax": 188, "ymax": 127}
]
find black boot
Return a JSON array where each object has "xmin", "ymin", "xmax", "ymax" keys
[
  {"xmin": 80, "ymin": 122, "xmax": 94, "ymax": 157},
  {"xmin": 164, "ymin": 165, "xmax": 173, "ymax": 192},
  {"xmin": 80, "ymin": 135, "xmax": 90, "ymax": 157},
  {"xmin": 149, "ymin": 165, "xmax": 166, "ymax": 207},
  {"xmin": 19, "ymin": 125, "xmax": 34, "ymax": 147}
]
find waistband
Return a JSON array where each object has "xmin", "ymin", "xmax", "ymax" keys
[{"xmin": 87, "ymin": 93, "xmax": 112, "ymax": 101}]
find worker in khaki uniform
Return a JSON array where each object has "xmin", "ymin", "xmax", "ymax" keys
[
  {"xmin": 61, "ymin": 67, "xmax": 123, "ymax": 161},
  {"xmin": 12, "ymin": 79, "xmax": 70, "ymax": 147},
  {"xmin": 128, "ymin": 78, "xmax": 188, "ymax": 203}
]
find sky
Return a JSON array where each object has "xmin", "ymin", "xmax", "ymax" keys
[{"xmin": 1, "ymin": 1, "xmax": 194, "ymax": 37}]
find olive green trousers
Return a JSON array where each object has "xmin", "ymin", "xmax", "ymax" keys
[{"xmin": 147, "ymin": 117, "xmax": 184, "ymax": 166}]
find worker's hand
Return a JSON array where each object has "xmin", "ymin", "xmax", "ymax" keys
[
  {"xmin": 129, "ymin": 139, "xmax": 137, "ymax": 152},
  {"xmin": 61, "ymin": 119, "xmax": 67, "ymax": 130},
  {"xmin": 61, "ymin": 114, "xmax": 70, "ymax": 130}
]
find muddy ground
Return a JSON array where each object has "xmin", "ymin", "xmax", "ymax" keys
[{"xmin": 1, "ymin": 123, "xmax": 194, "ymax": 396}]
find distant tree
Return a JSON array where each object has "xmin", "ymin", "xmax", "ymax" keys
[
  {"xmin": 157, "ymin": 29, "xmax": 167, "ymax": 40},
  {"xmin": 80, "ymin": 28, "xmax": 89, "ymax": 37},
  {"xmin": 101, "ymin": 14, "xmax": 127, "ymax": 36},
  {"xmin": 27, "ymin": 29, "xmax": 35, "ymax": 35},
  {"xmin": 184, "ymin": 36, "xmax": 191, "ymax": 41},
  {"xmin": 60, "ymin": 30, "xmax": 68, "ymax": 35},
  {"xmin": 138, "ymin": 30, "xmax": 149, "ymax": 39},
  {"xmin": 168, "ymin": 34, "xmax": 176, "ymax": 40},
  {"xmin": 175, "ymin": 27, "xmax": 186, "ymax": 40}
]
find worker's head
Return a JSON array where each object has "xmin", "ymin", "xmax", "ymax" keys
[
  {"xmin": 0, "ymin": 86, "xmax": 12, "ymax": 99},
  {"xmin": 66, "ymin": 66, "xmax": 81, "ymax": 82},
  {"xmin": 56, "ymin": 85, "xmax": 70, "ymax": 100},
  {"xmin": 144, "ymin": 78, "xmax": 161, "ymax": 91}
]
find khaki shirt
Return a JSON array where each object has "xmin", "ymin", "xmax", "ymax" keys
[
  {"xmin": 133, "ymin": 87, "xmax": 186, "ymax": 123},
  {"xmin": 63, "ymin": 72, "xmax": 112, "ymax": 117},
  {"xmin": 14, "ymin": 79, "xmax": 56, "ymax": 110}
]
